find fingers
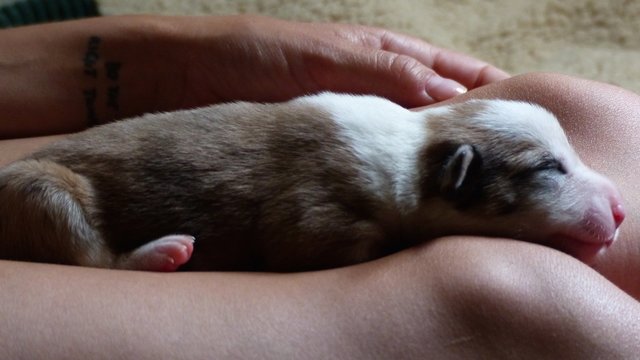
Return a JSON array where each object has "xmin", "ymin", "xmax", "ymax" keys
[
  {"xmin": 421, "ymin": 68, "xmax": 469, "ymax": 101},
  {"xmin": 345, "ymin": 26, "xmax": 509, "ymax": 100},
  {"xmin": 302, "ymin": 46, "xmax": 451, "ymax": 107},
  {"xmin": 181, "ymin": 16, "xmax": 509, "ymax": 107},
  {"xmin": 428, "ymin": 47, "xmax": 511, "ymax": 88},
  {"xmin": 371, "ymin": 50, "xmax": 468, "ymax": 104}
]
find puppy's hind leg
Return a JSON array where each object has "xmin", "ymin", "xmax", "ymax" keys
[
  {"xmin": 115, "ymin": 235, "xmax": 195, "ymax": 272},
  {"xmin": 0, "ymin": 159, "xmax": 115, "ymax": 267}
]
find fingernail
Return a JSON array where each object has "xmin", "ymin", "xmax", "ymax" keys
[
  {"xmin": 172, "ymin": 234, "xmax": 196, "ymax": 243},
  {"xmin": 427, "ymin": 77, "xmax": 467, "ymax": 101}
]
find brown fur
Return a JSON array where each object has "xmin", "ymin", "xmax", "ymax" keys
[
  {"xmin": 0, "ymin": 159, "xmax": 107, "ymax": 265},
  {"xmin": 0, "ymin": 96, "xmax": 621, "ymax": 271},
  {"xmin": 0, "ymin": 101, "xmax": 391, "ymax": 271}
]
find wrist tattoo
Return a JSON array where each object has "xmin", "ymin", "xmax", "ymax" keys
[
  {"xmin": 83, "ymin": 36, "xmax": 101, "ymax": 78},
  {"xmin": 83, "ymin": 88, "xmax": 99, "ymax": 127},
  {"xmin": 82, "ymin": 36, "xmax": 123, "ymax": 127},
  {"xmin": 83, "ymin": 36, "xmax": 101, "ymax": 127},
  {"xmin": 106, "ymin": 61, "xmax": 121, "ymax": 112}
]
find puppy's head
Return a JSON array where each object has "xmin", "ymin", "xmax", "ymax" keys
[{"xmin": 421, "ymin": 100, "xmax": 625, "ymax": 262}]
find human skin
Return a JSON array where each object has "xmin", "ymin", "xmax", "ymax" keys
[
  {"xmin": 0, "ymin": 14, "xmax": 506, "ymax": 139},
  {"xmin": 1, "ymin": 73, "xmax": 640, "ymax": 359}
]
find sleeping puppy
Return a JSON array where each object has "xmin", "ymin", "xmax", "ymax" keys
[{"xmin": 0, "ymin": 93, "xmax": 625, "ymax": 271}]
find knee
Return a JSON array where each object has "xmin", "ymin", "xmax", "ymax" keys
[
  {"xmin": 420, "ymin": 236, "xmax": 637, "ymax": 358},
  {"xmin": 427, "ymin": 237, "xmax": 569, "ymax": 318}
]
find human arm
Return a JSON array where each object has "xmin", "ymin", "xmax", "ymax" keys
[{"xmin": 0, "ymin": 14, "xmax": 508, "ymax": 139}]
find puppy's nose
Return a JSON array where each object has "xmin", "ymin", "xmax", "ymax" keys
[
  {"xmin": 612, "ymin": 203, "xmax": 625, "ymax": 228},
  {"xmin": 603, "ymin": 180, "xmax": 625, "ymax": 228}
]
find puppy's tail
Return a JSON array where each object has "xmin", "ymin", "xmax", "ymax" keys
[{"xmin": 0, "ymin": 159, "xmax": 112, "ymax": 266}]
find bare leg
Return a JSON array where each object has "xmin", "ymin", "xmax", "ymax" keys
[{"xmin": 0, "ymin": 236, "xmax": 638, "ymax": 359}]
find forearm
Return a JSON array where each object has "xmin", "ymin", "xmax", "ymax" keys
[
  {"xmin": 0, "ymin": 13, "xmax": 510, "ymax": 140},
  {"xmin": 0, "ymin": 15, "xmax": 205, "ymax": 138}
]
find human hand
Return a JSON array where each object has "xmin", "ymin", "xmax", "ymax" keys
[
  {"xmin": 0, "ymin": 14, "xmax": 508, "ymax": 138},
  {"xmin": 157, "ymin": 15, "xmax": 509, "ymax": 109}
]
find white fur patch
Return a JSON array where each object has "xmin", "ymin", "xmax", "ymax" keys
[
  {"xmin": 293, "ymin": 95, "xmax": 584, "ymax": 220},
  {"xmin": 295, "ymin": 93, "xmax": 428, "ymax": 212},
  {"xmin": 475, "ymin": 100, "xmax": 579, "ymax": 166}
]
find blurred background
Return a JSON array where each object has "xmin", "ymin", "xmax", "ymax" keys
[{"xmin": 2, "ymin": 0, "xmax": 639, "ymax": 94}]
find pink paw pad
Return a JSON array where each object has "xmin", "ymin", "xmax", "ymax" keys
[{"xmin": 125, "ymin": 235, "xmax": 195, "ymax": 272}]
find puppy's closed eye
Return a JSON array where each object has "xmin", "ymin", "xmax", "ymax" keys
[{"xmin": 534, "ymin": 157, "xmax": 566, "ymax": 174}]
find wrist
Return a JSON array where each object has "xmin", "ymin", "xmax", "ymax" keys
[
  {"xmin": 0, "ymin": 15, "xmax": 185, "ymax": 138},
  {"xmin": 82, "ymin": 15, "xmax": 186, "ymax": 122}
]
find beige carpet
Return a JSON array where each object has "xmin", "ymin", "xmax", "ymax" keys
[{"xmin": 99, "ymin": 0, "xmax": 640, "ymax": 94}]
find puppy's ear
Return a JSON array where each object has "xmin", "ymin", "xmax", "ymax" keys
[{"xmin": 440, "ymin": 144, "xmax": 483, "ymax": 204}]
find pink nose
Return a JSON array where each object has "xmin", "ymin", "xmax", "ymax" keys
[{"xmin": 612, "ymin": 203, "xmax": 626, "ymax": 228}]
